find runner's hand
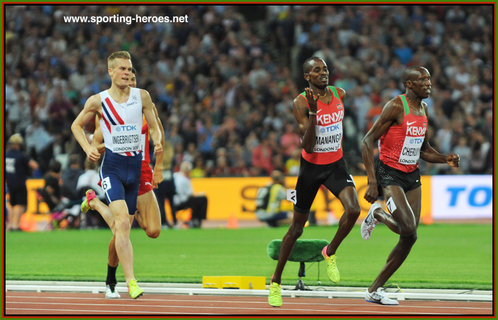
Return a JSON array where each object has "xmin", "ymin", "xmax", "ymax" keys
[
  {"xmin": 364, "ymin": 182, "xmax": 379, "ymax": 204},
  {"xmin": 153, "ymin": 142, "xmax": 163, "ymax": 155},
  {"xmin": 305, "ymin": 88, "xmax": 318, "ymax": 114},
  {"xmin": 97, "ymin": 143, "xmax": 105, "ymax": 154},
  {"xmin": 152, "ymin": 169, "xmax": 163, "ymax": 188},
  {"xmin": 85, "ymin": 145, "xmax": 101, "ymax": 162},
  {"xmin": 446, "ymin": 153, "xmax": 460, "ymax": 167}
]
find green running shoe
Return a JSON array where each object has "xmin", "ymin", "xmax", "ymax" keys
[
  {"xmin": 81, "ymin": 189, "xmax": 97, "ymax": 213},
  {"xmin": 268, "ymin": 281, "xmax": 282, "ymax": 307},
  {"xmin": 128, "ymin": 279, "xmax": 144, "ymax": 299},
  {"xmin": 322, "ymin": 245, "xmax": 340, "ymax": 283}
]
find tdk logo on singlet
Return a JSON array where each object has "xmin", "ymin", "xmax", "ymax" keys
[
  {"xmin": 406, "ymin": 126, "xmax": 426, "ymax": 136},
  {"xmin": 409, "ymin": 138, "xmax": 424, "ymax": 144},
  {"xmin": 317, "ymin": 110, "xmax": 344, "ymax": 125},
  {"xmin": 320, "ymin": 123, "xmax": 341, "ymax": 133},
  {"xmin": 115, "ymin": 125, "xmax": 137, "ymax": 132}
]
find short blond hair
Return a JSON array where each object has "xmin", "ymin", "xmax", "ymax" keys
[
  {"xmin": 8, "ymin": 133, "xmax": 23, "ymax": 145},
  {"xmin": 107, "ymin": 51, "xmax": 131, "ymax": 69}
]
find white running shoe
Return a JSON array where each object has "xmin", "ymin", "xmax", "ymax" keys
[
  {"xmin": 365, "ymin": 288, "xmax": 399, "ymax": 305},
  {"xmin": 105, "ymin": 285, "xmax": 121, "ymax": 299},
  {"xmin": 361, "ymin": 203, "xmax": 380, "ymax": 240}
]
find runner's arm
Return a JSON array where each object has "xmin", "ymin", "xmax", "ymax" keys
[
  {"xmin": 293, "ymin": 90, "xmax": 316, "ymax": 153},
  {"xmin": 91, "ymin": 116, "xmax": 106, "ymax": 154},
  {"xmin": 361, "ymin": 98, "xmax": 401, "ymax": 203},
  {"xmin": 141, "ymin": 89, "xmax": 163, "ymax": 156},
  {"xmin": 151, "ymin": 104, "xmax": 165, "ymax": 188},
  {"xmin": 71, "ymin": 94, "xmax": 102, "ymax": 162}
]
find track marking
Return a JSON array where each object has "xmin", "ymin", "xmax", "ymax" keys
[
  {"xmin": 6, "ymin": 293, "xmax": 493, "ymax": 315},
  {"xmin": 6, "ymin": 294, "xmax": 492, "ymax": 311}
]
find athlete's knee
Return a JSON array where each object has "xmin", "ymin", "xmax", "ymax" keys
[
  {"xmin": 400, "ymin": 230, "xmax": 417, "ymax": 246},
  {"xmin": 344, "ymin": 204, "xmax": 361, "ymax": 221},
  {"xmin": 289, "ymin": 222, "xmax": 304, "ymax": 239},
  {"xmin": 114, "ymin": 215, "xmax": 131, "ymax": 232},
  {"xmin": 146, "ymin": 227, "xmax": 160, "ymax": 239},
  {"xmin": 399, "ymin": 219, "xmax": 417, "ymax": 237}
]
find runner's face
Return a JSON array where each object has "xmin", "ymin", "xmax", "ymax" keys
[
  {"xmin": 306, "ymin": 59, "xmax": 329, "ymax": 89},
  {"xmin": 109, "ymin": 58, "xmax": 132, "ymax": 88},
  {"xmin": 130, "ymin": 74, "xmax": 137, "ymax": 88},
  {"xmin": 410, "ymin": 68, "xmax": 432, "ymax": 99}
]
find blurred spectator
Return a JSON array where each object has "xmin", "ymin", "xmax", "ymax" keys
[
  {"xmin": 155, "ymin": 141, "xmax": 177, "ymax": 228},
  {"xmin": 33, "ymin": 93, "xmax": 50, "ymax": 127},
  {"xmin": 197, "ymin": 116, "xmax": 217, "ymax": 159},
  {"xmin": 435, "ymin": 120, "xmax": 453, "ymax": 155},
  {"xmin": 76, "ymin": 158, "xmax": 103, "ymax": 199},
  {"xmin": 211, "ymin": 155, "xmax": 232, "ymax": 177},
  {"xmin": 190, "ymin": 156, "xmax": 207, "ymax": 178},
  {"xmin": 468, "ymin": 131, "xmax": 490, "ymax": 174},
  {"xmin": 6, "ymin": 87, "xmax": 31, "ymax": 136},
  {"xmin": 272, "ymin": 153, "xmax": 286, "ymax": 174},
  {"xmin": 255, "ymin": 170, "xmax": 291, "ymax": 227},
  {"xmin": 76, "ymin": 158, "xmax": 104, "ymax": 228},
  {"xmin": 61, "ymin": 153, "xmax": 84, "ymax": 202},
  {"xmin": 452, "ymin": 136, "xmax": 471, "ymax": 173},
  {"xmin": 393, "ymin": 37, "xmax": 413, "ymax": 65},
  {"xmin": 232, "ymin": 159, "xmax": 250, "ymax": 177},
  {"xmin": 280, "ymin": 122, "xmax": 301, "ymax": 159},
  {"xmin": 5, "ymin": 133, "xmax": 39, "ymax": 231},
  {"xmin": 182, "ymin": 142, "xmax": 197, "ymax": 164},
  {"xmin": 25, "ymin": 117, "xmax": 54, "ymax": 174},
  {"xmin": 285, "ymin": 149, "xmax": 301, "ymax": 176},
  {"xmin": 4, "ymin": 5, "xmax": 493, "ymax": 176},
  {"xmin": 174, "ymin": 161, "xmax": 208, "ymax": 228},
  {"xmin": 251, "ymin": 137, "xmax": 274, "ymax": 176},
  {"xmin": 350, "ymin": 85, "xmax": 371, "ymax": 132},
  {"xmin": 48, "ymin": 86, "xmax": 72, "ymax": 133},
  {"xmin": 167, "ymin": 124, "xmax": 184, "ymax": 151},
  {"xmin": 38, "ymin": 159, "xmax": 62, "ymax": 213},
  {"xmin": 365, "ymin": 98, "xmax": 383, "ymax": 133}
]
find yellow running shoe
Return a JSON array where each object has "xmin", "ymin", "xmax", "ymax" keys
[
  {"xmin": 268, "ymin": 281, "xmax": 282, "ymax": 307},
  {"xmin": 128, "ymin": 279, "xmax": 144, "ymax": 299},
  {"xmin": 322, "ymin": 245, "xmax": 340, "ymax": 283},
  {"xmin": 81, "ymin": 189, "xmax": 97, "ymax": 213}
]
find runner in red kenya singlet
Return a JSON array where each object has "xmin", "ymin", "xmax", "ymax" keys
[
  {"xmin": 360, "ymin": 66, "xmax": 460, "ymax": 305},
  {"xmin": 268, "ymin": 57, "xmax": 361, "ymax": 307}
]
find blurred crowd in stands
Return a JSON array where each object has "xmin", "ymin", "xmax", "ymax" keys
[{"xmin": 5, "ymin": 4, "xmax": 493, "ymax": 186}]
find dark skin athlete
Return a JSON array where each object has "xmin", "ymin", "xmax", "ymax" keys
[
  {"xmin": 361, "ymin": 66, "xmax": 459, "ymax": 293},
  {"xmin": 271, "ymin": 57, "xmax": 360, "ymax": 284}
]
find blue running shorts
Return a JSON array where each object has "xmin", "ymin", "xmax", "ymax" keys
[{"xmin": 99, "ymin": 148, "xmax": 142, "ymax": 215}]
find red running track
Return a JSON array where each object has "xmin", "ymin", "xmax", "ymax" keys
[{"xmin": 4, "ymin": 291, "xmax": 494, "ymax": 316}]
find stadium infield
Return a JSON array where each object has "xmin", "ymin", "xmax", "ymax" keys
[{"xmin": 5, "ymin": 223, "xmax": 492, "ymax": 290}]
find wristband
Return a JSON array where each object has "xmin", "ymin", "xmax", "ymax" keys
[{"xmin": 309, "ymin": 112, "xmax": 317, "ymax": 116}]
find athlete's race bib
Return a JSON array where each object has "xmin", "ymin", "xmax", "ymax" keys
[
  {"xmin": 398, "ymin": 136, "xmax": 424, "ymax": 165},
  {"xmin": 5, "ymin": 158, "xmax": 15, "ymax": 174},
  {"xmin": 313, "ymin": 123, "xmax": 343, "ymax": 153},
  {"xmin": 110, "ymin": 124, "xmax": 141, "ymax": 153},
  {"xmin": 101, "ymin": 176, "xmax": 112, "ymax": 192}
]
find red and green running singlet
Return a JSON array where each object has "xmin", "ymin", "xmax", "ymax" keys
[
  {"xmin": 299, "ymin": 86, "xmax": 344, "ymax": 165},
  {"xmin": 379, "ymin": 94, "xmax": 428, "ymax": 173}
]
